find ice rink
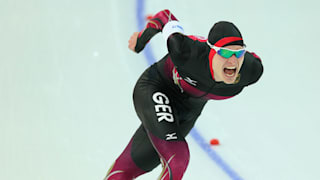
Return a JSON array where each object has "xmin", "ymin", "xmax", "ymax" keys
[{"xmin": 1, "ymin": 0, "xmax": 320, "ymax": 179}]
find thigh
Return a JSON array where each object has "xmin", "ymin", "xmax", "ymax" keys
[
  {"xmin": 131, "ymin": 125, "xmax": 160, "ymax": 172},
  {"xmin": 133, "ymin": 66, "xmax": 184, "ymax": 141},
  {"xmin": 172, "ymin": 96, "xmax": 208, "ymax": 137}
]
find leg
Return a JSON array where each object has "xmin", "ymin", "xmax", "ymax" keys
[
  {"xmin": 104, "ymin": 126, "xmax": 146, "ymax": 180},
  {"xmin": 105, "ymin": 125, "xmax": 160, "ymax": 180},
  {"xmin": 147, "ymin": 131, "xmax": 190, "ymax": 180},
  {"xmin": 105, "ymin": 66, "xmax": 165, "ymax": 179},
  {"xmin": 133, "ymin": 81, "xmax": 190, "ymax": 179},
  {"xmin": 142, "ymin": 96, "xmax": 207, "ymax": 180}
]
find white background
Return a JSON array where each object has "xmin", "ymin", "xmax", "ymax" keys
[{"xmin": 1, "ymin": 0, "xmax": 320, "ymax": 179}]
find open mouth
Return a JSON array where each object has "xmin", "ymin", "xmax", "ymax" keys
[{"xmin": 223, "ymin": 67, "xmax": 236, "ymax": 77}]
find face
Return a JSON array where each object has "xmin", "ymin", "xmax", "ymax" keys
[{"xmin": 212, "ymin": 45, "xmax": 245, "ymax": 84}]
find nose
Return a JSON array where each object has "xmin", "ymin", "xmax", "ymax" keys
[{"xmin": 227, "ymin": 55, "xmax": 237, "ymax": 65}]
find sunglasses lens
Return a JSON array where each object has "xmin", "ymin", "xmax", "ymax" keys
[
  {"xmin": 218, "ymin": 49, "xmax": 234, "ymax": 58},
  {"xmin": 218, "ymin": 49, "xmax": 246, "ymax": 58},
  {"xmin": 235, "ymin": 49, "xmax": 246, "ymax": 58}
]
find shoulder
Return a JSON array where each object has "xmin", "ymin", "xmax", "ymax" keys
[
  {"xmin": 168, "ymin": 34, "xmax": 207, "ymax": 47},
  {"xmin": 168, "ymin": 33, "xmax": 209, "ymax": 65},
  {"xmin": 242, "ymin": 51, "xmax": 263, "ymax": 85},
  {"xmin": 187, "ymin": 35, "xmax": 207, "ymax": 42}
]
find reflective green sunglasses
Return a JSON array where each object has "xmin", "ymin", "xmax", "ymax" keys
[{"xmin": 207, "ymin": 41, "xmax": 246, "ymax": 58}]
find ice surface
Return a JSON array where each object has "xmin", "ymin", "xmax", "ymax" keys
[{"xmin": 0, "ymin": 0, "xmax": 320, "ymax": 180}]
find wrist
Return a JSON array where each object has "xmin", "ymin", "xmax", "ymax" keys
[{"xmin": 162, "ymin": 20, "xmax": 184, "ymax": 41}]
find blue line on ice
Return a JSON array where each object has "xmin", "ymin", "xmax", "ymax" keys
[{"xmin": 135, "ymin": 0, "xmax": 243, "ymax": 179}]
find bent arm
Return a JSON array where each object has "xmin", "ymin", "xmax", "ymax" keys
[
  {"xmin": 134, "ymin": 9, "xmax": 179, "ymax": 53},
  {"xmin": 133, "ymin": 9, "xmax": 196, "ymax": 67}
]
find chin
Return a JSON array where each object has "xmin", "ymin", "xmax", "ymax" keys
[
  {"xmin": 223, "ymin": 80, "xmax": 235, "ymax": 84},
  {"xmin": 222, "ymin": 77, "xmax": 236, "ymax": 84}
]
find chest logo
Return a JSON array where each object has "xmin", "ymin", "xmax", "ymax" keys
[{"xmin": 184, "ymin": 77, "xmax": 197, "ymax": 86}]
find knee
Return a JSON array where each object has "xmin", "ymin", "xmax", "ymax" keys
[
  {"xmin": 104, "ymin": 170, "xmax": 132, "ymax": 180},
  {"xmin": 161, "ymin": 147, "xmax": 190, "ymax": 179},
  {"xmin": 171, "ymin": 151, "xmax": 190, "ymax": 176},
  {"xmin": 105, "ymin": 160, "xmax": 146, "ymax": 180}
]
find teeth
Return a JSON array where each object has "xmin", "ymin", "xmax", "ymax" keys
[{"xmin": 225, "ymin": 67, "xmax": 236, "ymax": 70}]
